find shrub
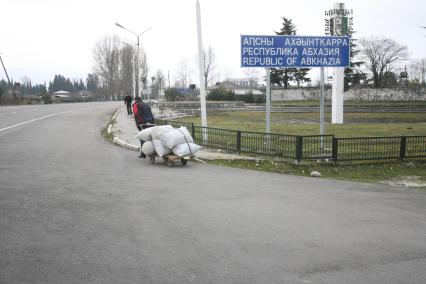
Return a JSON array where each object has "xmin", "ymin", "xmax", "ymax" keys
[
  {"xmin": 164, "ymin": 88, "xmax": 182, "ymax": 101},
  {"xmin": 207, "ymin": 87, "xmax": 235, "ymax": 101},
  {"xmin": 42, "ymin": 90, "xmax": 52, "ymax": 104}
]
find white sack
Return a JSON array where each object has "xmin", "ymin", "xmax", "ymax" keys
[
  {"xmin": 172, "ymin": 143, "xmax": 201, "ymax": 157},
  {"xmin": 151, "ymin": 125, "xmax": 174, "ymax": 139},
  {"xmin": 135, "ymin": 127, "xmax": 154, "ymax": 141},
  {"xmin": 152, "ymin": 139, "xmax": 172, "ymax": 157},
  {"xmin": 141, "ymin": 141, "xmax": 156, "ymax": 156},
  {"xmin": 159, "ymin": 127, "xmax": 194, "ymax": 149}
]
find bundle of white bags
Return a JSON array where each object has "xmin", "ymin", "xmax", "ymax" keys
[{"xmin": 136, "ymin": 125, "xmax": 201, "ymax": 157}]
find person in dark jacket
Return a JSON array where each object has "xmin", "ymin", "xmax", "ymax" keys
[
  {"xmin": 124, "ymin": 94, "xmax": 133, "ymax": 115},
  {"xmin": 132, "ymin": 97, "xmax": 155, "ymax": 158}
]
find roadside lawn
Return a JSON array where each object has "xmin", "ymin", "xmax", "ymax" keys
[
  {"xmin": 174, "ymin": 106, "xmax": 426, "ymax": 185},
  {"xmin": 209, "ymin": 158, "xmax": 426, "ymax": 187},
  {"xmin": 178, "ymin": 111, "xmax": 426, "ymax": 136}
]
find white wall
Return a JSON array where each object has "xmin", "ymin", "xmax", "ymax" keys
[{"xmin": 271, "ymin": 88, "xmax": 426, "ymax": 101}]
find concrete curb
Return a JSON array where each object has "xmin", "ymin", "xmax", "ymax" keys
[
  {"xmin": 112, "ymin": 137, "xmax": 140, "ymax": 151},
  {"xmin": 108, "ymin": 108, "xmax": 140, "ymax": 152},
  {"xmin": 112, "ymin": 108, "xmax": 120, "ymax": 121}
]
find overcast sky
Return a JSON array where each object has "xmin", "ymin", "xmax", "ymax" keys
[{"xmin": 1, "ymin": 0, "xmax": 425, "ymax": 85}]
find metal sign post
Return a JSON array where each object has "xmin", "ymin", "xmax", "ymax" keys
[
  {"xmin": 265, "ymin": 68, "xmax": 271, "ymax": 134},
  {"xmin": 320, "ymin": 67, "xmax": 325, "ymax": 148}
]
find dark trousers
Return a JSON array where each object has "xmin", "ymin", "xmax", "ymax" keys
[{"xmin": 126, "ymin": 103, "xmax": 132, "ymax": 115}]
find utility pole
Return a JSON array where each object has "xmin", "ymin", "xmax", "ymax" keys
[
  {"xmin": 0, "ymin": 54, "xmax": 12, "ymax": 105},
  {"xmin": 0, "ymin": 55, "xmax": 11, "ymax": 86},
  {"xmin": 196, "ymin": 0, "xmax": 208, "ymax": 129}
]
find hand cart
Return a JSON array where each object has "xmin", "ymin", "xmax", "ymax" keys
[{"xmin": 148, "ymin": 154, "xmax": 194, "ymax": 167}]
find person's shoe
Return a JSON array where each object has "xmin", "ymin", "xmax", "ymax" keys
[{"xmin": 138, "ymin": 153, "xmax": 146, "ymax": 158}]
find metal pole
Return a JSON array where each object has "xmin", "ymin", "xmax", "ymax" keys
[
  {"xmin": 0, "ymin": 56, "xmax": 11, "ymax": 86},
  {"xmin": 265, "ymin": 68, "xmax": 271, "ymax": 133},
  {"xmin": 115, "ymin": 23, "xmax": 151, "ymax": 98},
  {"xmin": 331, "ymin": 3, "xmax": 345, "ymax": 124},
  {"xmin": 136, "ymin": 35, "xmax": 140, "ymax": 99},
  {"xmin": 196, "ymin": 0, "xmax": 208, "ymax": 130},
  {"xmin": 320, "ymin": 67, "xmax": 325, "ymax": 148}
]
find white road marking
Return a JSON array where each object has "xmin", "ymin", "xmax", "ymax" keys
[{"xmin": 0, "ymin": 107, "xmax": 96, "ymax": 133}]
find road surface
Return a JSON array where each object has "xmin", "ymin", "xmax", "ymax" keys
[{"xmin": 1, "ymin": 102, "xmax": 425, "ymax": 283}]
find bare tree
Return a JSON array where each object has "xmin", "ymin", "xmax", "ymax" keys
[
  {"xmin": 93, "ymin": 35, "xmax": 121, "ymax": 99},
  {"xmin": 138, "ymin": 49, "xmax": 149, "ymax": 96},
  {"xmin": 119, "ymin": 44, "xmax": 134, "ymax": 98},
  {"xmin": 150, "ymin": 70, "xmax": 165, "ymax": 100},
  {"xmin": 203, "ymin": 46, "xmax": 216, "ymax": 88},
  {"xmin": 243, "ymin": 68, "xmax": 260, "ymax": 88},
  {"xmin": 408, "ymin": 58, "xmax": 426, "ymax": 85},
  {"xmin": 175, "ymin": 58, "xmax": 191, "ymax": 88},
  {"xmin": 21, "ymin": 76, "xmax": 31, "ymax": 86},
  {"xmin": 358, "ymin": 36, "xmax": 409, "ymax": 88},
  {"xmin": 222, "ymin": 68, "xmax": 233, "ymax": 82}
]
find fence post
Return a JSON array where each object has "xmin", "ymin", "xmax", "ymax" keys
[
  {"xmin": 191, "ymin": 123, "xmax": 196, "ymax": 142},
  {"xmin": 295, "ymin": 136, "xmax": 303, "ymax": 162},
  {"xmin": 236, "ymin": 131, "xmax": 241, "ymax": 153},
  {"xmin": 400, "ymin": 137, "xmax": 406, "ymax": 160},
  {"xmin": 332, "ymin": 137, "xmax": 338, "ymax": 163}
]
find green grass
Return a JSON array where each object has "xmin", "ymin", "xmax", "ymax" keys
[
  {"xmin": 272, "ymin": 100, "xmax": 426, "ymax": 108},
  {"xmin": 209, "ymin": 159, "xmax": 426, "ymax": 186},
  {"xmin": 167, "ymin": 106, "xmax": 426, "ymax": 184},
  {"xmin": 102, "ymin": 111, "xmax": 117, "ymax": 141},
  {"xmin": 178, "ymin": 112, "xmax": 426, "ymax": 137}
]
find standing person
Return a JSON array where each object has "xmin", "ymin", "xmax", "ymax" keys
[
  {"xmin": 124, "ymin": 93, "xmax": 133, "ymax": 115},
  {"xmin": 132, "ymin": 96, "xmax": 155, "ymax": 158}
]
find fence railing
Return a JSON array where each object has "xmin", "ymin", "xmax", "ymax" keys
[{"xmin": 156, "ymin": 119, "xmax": 426, "ymax": 162}]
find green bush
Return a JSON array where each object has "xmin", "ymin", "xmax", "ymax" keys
[
  {"xmin": 207, "ymin": 87, "xmax": 235, "ymax": 101},
  {"xmin": 235, "ymin": 93, "xmax": 265, "ymax": 104},
  {"xmin": 42, "ymin": 90, "xmax": 52, "ymax": 104},
  {"xmin": 164, "ymin": 88, "xmax": 182, "ymax": 101}
]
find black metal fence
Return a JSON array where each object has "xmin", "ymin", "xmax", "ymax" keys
[{"xmin": 156, "ymin": 119, "xmax": 426, "ymax": 162}]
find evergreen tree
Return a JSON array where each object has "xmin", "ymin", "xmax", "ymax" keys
[
  {"xmin": 270, "ymin": 17, "xmax": 311, "ymax": 89},
  {"xmin": 49, "ymin": 74, "xmax": 77, "ymax": 93},
  {"xmin": 293, "ymin": 68, "xmax": 311, "ymax": 87},
  {"xmin": 86, "ymin": 73, "xmax": 99, "ymax": 92},
  {"xmin": 41, "ymin": 88, "xmax": 52, "ymax": 104},
  {"xmin": 79, "ymin": 79, "xmax": 85, "ymax": 91},
  {"xmin": 344, "ymin": 33, "xmax": 365, "ymax": 90}
]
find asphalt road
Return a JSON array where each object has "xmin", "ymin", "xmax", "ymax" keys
[{"xmin": 1, "ymin": 102, "xmax": 425, "ymax": 284}]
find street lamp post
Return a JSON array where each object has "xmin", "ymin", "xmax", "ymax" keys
[{"xmin": 115, "ymin": 23, "xmax": 152, "ymax": 99}]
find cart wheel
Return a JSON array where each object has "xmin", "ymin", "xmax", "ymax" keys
[
  {"xmin": 167, "ymin": 160, "xmax": 174, "ymax": 167},
  {"xmin": 181, "ymin": 158, "xmax": 187, "ymax": 167},
  {"xmin": 150, "ymin": 157, "xmax": 155, "ymax": 164}
]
